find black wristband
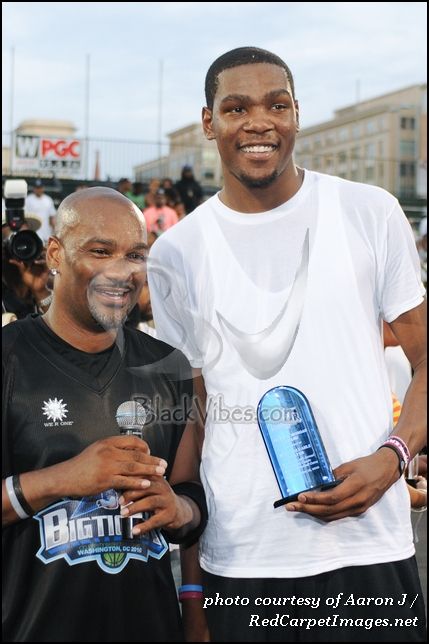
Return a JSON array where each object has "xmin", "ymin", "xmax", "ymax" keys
[
  {"xmin": 167, "ymin": 481, "xmax": 208, "ymax": 548},
  {"xmin": 12, "ymin": 474, "xmax": 34, "ymax": 516}
]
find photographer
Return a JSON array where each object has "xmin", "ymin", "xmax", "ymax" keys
[
  {"xmin": 2, "ymin": 246, "xmax": 51, "ymax": 320},
  {"xmin": 2, "ymin": 182, "xmax": 51, "ymax": 321}
]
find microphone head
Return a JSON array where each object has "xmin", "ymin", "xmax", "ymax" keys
[{"xmin": 116, "ymin": 401, "xmax": 147, "ymax": 436}]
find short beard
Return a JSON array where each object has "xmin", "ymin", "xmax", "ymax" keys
[
  {"xmin": 88, "ymin": 300, "xmax": 129, "ymax": 330},
  {"xmin": 237, "ymin": 169, "xmax": 279, "ymax": 189}
]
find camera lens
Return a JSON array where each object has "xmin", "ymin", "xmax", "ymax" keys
[{"xmin": 9, "ymin": 230, "xmax": 44, "ymax": 262}]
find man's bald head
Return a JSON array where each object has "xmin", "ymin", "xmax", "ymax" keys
[
  {"xmin": 46, "ymin": 186, "xmax": 148, "ymax": 337},
  {"xmin": 55, "ymin": 187, "xmax": 145, "ymax": 239}
]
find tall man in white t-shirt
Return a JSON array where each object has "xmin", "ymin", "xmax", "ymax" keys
[
  {"xmin": 148, "ymin": 47, "xmax": 426, "ymax": 642},
  {"xmin": 25, "ymin": 179, "xmax": 56, "ymax": 243}
]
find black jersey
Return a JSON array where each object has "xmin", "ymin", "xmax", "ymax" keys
[{"xmin": 2, "ymin": 315, "xmax": 193, "ymax": 642}]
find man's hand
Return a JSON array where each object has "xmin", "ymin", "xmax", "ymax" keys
[
  {"xmin": 119, "ymin": 479, "xmax": 195, "ymax": 536},
  {"xmin": 285, "ymin": 448, "xmax": 400, "ymax": 521},
  {"xmin": 60, "ymin": 435, "xmax": 167, "ymax": 497},
  {"xmin": 3, "ymin": 436, "xmax": 168, "ymax": 527},
  {"xmin": 9, "ymin": 256, "xmax": 50, "ymax": 302}
]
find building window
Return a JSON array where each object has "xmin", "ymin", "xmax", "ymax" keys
[
  {"xmin": 338, "ymin": 150, "xmax": 347, "ymax": 165},
  {"xmin": 352, "ymin": 124, "xmax": 361, "ymax": 139},
  {"xmin": 378, "ymin": 115, "xmax": 387, "ymax": 131},
  {"xmin": 365, "ymin": 143, "xmax": 376, "ymax": 159},
  {"xmin": 338, "ymin": 127, "xmax": 348, "ymax": 142},
  {"xmin": 365, "ymin": 165, "xmax": 375, "ymax": 181},
  {"xmin": 326, "ymin": 132, "xmax": 336, "ymax": 146},
  {"xmin": 366, "ymin": 120, "xmax": 377, "ymax": 134},
  {"xmin": 400, "ymin": 117, "xmax": 416, "ymax": 130},
  {"xmin": 324, "ymin": 156, "xmax": 334, "ymax": 172},
  {"xmin": 400, "ymin": 162, "xmax": 416, "ymax": 177},
  {"xmin": 400, "ymin": 140, "xmax": 416, "ymax": 157}
]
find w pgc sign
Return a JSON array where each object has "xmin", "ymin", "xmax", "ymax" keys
[{"xmin": 12, "ymin": 134, "xmax": 83, "ymax": 177}]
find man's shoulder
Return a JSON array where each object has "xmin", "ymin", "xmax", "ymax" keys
[
  {"xmin": 150, "ymin": 199, "xmax": 212, "ymax": 256},
  {"xmin": 313, "ymin": 171, "xmax": 397, "ymax": 208},
  {"xmin": 124, "ymin": 326, "xmax": 193, "ymax": 380},
  {"xmin": 2, "ymin": 316, "xmax": 34, "ymax": 363}
]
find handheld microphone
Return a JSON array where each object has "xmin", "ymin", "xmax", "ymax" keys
[
  {"xmin": 115, "ymin": 400, "xmax": 147, "ymax": 539},
  {"xmin": 116, "ymin": 400, "xmax": 147, "ymax": 438}
]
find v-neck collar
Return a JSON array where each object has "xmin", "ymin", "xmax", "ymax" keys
[{"xmin": 21, "ymin": 315, "xmax": 125, "ymax": 394}]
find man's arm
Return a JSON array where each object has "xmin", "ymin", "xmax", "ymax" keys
[
  {"xmin": 387, "ymin": 300, "xmax": 426, "ymax": 456},
  {"xmin": 179, "ymin": 369, "xmax": 210, "ymax": 642},
  {"xmin": 2, "ymin": 435, "xmax": 166, "ymax": 526},
  {"xmin": 285, "ymin": 301, "xmax": 426, "ymax": 521}
]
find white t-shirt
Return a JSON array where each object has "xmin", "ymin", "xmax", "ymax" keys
[
  {"xmin": 148, "ymin": 170, "xmax": 425, "ymax": 578},
  {"xmin": 25, "ymin": 193, "xmax": 56, "ymax": 243}
]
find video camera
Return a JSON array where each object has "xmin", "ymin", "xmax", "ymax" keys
[{"xmin": 3, "ymin": 179, "xmax": 43, "ymax": 262}]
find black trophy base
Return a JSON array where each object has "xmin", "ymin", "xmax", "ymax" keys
[{"xmin": 274, "ymin": 480, "xmax": 342, "ymax": 508}]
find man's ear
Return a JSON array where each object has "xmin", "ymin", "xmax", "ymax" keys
[
  {"xmin": 46, "ymin": 236, "xmax": 62, "ymax": 272},
  {"xmin": 202, "ymin": 106, "xmax": 215, "ymax": 140},
  {"xmin": 295, "ymin": 100, "xmax": 300, "ymax": 132}
]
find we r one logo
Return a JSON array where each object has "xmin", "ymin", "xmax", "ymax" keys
[{"xmin": 41, "ymin": 139, "xmax": 80, "ymax": 159}]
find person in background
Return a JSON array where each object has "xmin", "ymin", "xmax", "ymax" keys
[
  {"xmin": 128, "ymin": 181, "xmax": 146, "ymax": 211},
  {"xmin": 24, "ymin": 179, "xmax": 56, "ymax": 243},
  {"xmin": 161, "ymin": 178, "xmax": 180, "ymax": 208},
  {"xmin": 174, "ymin": 166, "xmax": 203, "ymax": 214},
  {"xmin": 143, "ymin": 188, "xmax": 178, "ymax": 235},
  {"xmin": 173, "ymin": 201, "xmax": 186, "ymax": 222},
  {"xmin": 144, "ymin": 178, "xmax": 161, "ymax": 208},
  {"xmin": 384, "ymin": 321, "xmax": 427, "ymax": 512},
  {"xmin": 116, "ymin": 177, "xmax": 133, "ymax": 196},
  {"xmin": 2, "ymin": 212, "xmax": 51, "ymax": 320}
]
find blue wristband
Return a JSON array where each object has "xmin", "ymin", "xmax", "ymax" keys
[{"xmin": 178, "ymin": 584, "xmax": 203, "ymax": 593}]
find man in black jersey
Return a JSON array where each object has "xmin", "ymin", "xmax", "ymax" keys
[{"xmin": 2, "ymin": 187, "xmax": 206, "ymax": 642}]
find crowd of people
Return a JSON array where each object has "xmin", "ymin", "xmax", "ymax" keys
[
  {"xmin": 116, "ymin": 167, "xmax": 203, "ymax": 238},
  {"xmin": 2, "ymin": 45, "xmax": 427, "ymax": 643}
]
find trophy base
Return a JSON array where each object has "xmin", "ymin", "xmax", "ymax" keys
[{"xmin": 274, "ymin": 480, "xmax": 342, "ymax": 508}]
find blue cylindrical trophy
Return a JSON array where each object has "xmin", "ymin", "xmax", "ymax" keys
[{"xmin": 257, "ymin": 386, "xmax": 340, "ymax": 508}]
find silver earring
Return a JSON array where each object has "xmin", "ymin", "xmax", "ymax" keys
[{"xmin": 50, "ymin": 268, "xmax": 59, "ymax": 276}]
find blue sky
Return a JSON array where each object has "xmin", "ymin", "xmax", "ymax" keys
[{"xmin": 2, "ymin": 2, "xmax": 426, "ymax": 177}]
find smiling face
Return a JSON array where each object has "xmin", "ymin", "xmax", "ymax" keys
[
  {"xmin": 47, "ymin": 190, "xmax": 147, "ymax": 334},
  {"xmin": 203, "ymin": 62, "xmax": 299, "ymax": 197}
]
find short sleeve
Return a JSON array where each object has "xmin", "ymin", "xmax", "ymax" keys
[
  {"xmin": 148, "ymin": 239, "xmax": 204, "ymax": 368},
  {"xmin": 379, "ymin": 200, "xmax": 425, "ymax": 322}
]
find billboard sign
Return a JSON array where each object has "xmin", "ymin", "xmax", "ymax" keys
[{"xmin": 12, "ymin": 135, "xmax": 83, "ymax": 176}]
